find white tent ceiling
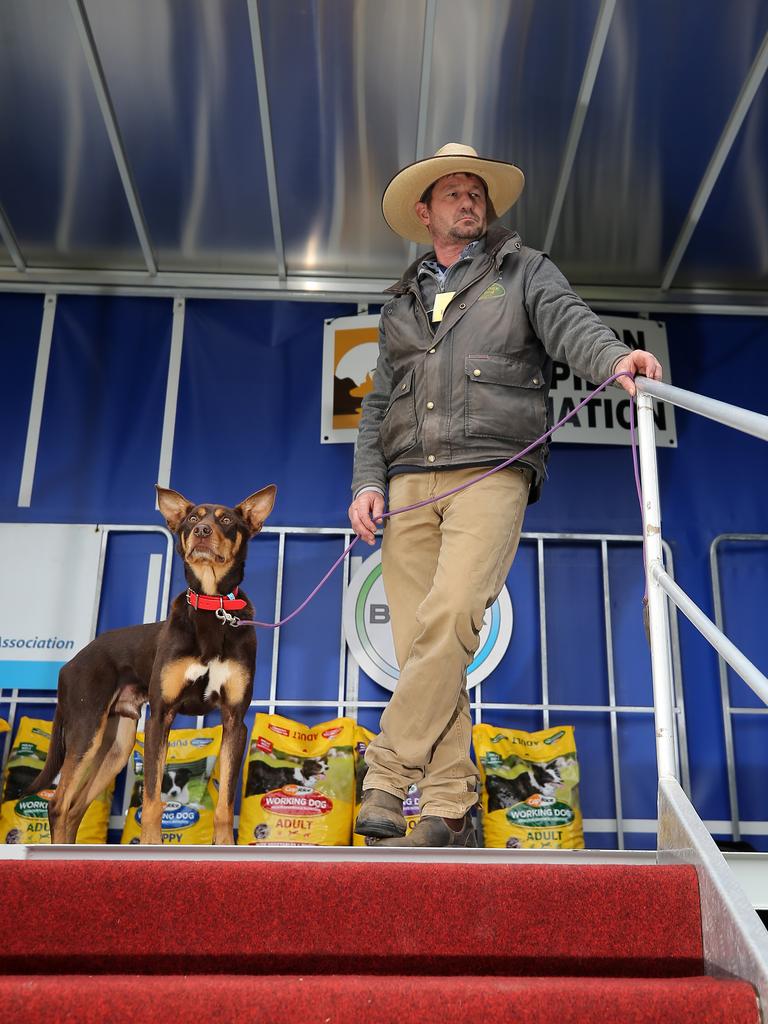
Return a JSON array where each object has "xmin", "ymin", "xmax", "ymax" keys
[{"xmin": 0, "ymin": 0, "xmax": 767, "ymax": 313}]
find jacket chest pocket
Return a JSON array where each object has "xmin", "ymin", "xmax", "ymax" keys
[
  {"xmin": 464, "ymin": 355, "xmax": 546, "ymax": 442},
  {"xmin": 380, "ymin": 367, "xmax": 418, "ymax": 461}
]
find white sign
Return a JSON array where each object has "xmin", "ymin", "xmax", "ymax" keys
[
  {"xmin": 321, "ymin": 312, "xmax": 675, "ymax": 447},
  {"xmin": 342, "ymin": 549, "xmax": 513, "ymax": 692},
  {"xmin": 321, "ymin": 315, "xmax": 380, "ymax": 444},
  {"xmin": 0, "ymin": 524, "xmax": 103, "ymax": 690},
  {"xmin": 549, "ymin": 315, "xmax": 676, "ymax": 447}
]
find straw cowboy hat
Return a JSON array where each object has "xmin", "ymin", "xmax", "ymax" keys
[{"xmin": 382, "ymin": 143, "xmax": 525, "ymax": 245}]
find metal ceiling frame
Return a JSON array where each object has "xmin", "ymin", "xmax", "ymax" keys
[
  {"xmin": 0, "ymin": 200, "xmax": 26, "ymax": 272},
  {"xmin": 0, "ymin": 3, "xmax": 767, "ymax": 315},
  {"xmin": 0, "ymin": 265, "xmax": 767, "ymax": 315},
  {"xmin": 17, "ymin": 295, "xmax": 56, "ymax": 508},
  {"xmin": 68, "ymin": 0, "xmax": 157, "ymax": 275},
  {"xmin": 406, "ymin": 0, "xmax": 438, "ymax": 269},
  {"xmin": 661, "ymin": 28, "xmax": 768, "ymax": 291},
  {"xmin": 156, "ymin": 297, "xmax": 186, "ymax": 499},
  {"xmin": 543, "ymin": 0, "xmax": 616, "ymax": 253},
  {"xmin": 246, "ymin": 0, "xmax": 286, "ymax": 281}
]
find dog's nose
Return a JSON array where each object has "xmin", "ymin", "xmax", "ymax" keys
[{"xmin": 194, "ymin": 523, "xmax": 212, "ymax": 538}]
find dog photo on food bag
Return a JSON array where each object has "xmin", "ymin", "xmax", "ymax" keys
[
  {"xmin": 128, "ymin": 760, "xmax": 208, "ymax": 811},
  {"xmin": 485, "ymin": 760, "xmax": 564, "ymax": 812},
  {"xmin": 244, "ymin": 756, "xmax": 328, "ymax": 798},
  {"xmin": 27, "ymin": 484, "xmax": 276, "ymax": 846}
]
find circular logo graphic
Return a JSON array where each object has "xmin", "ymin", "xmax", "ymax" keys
[
  {"xmin": 136, "ymin": 801, "xmax": 200, "ymax": 830},
  {"xmin": 343, "ymin": 550, "xmax": 512, "ymax": 692},
  {"xmin": 14, "ymin": 795, "xmax": 49, "ymax": 820}
]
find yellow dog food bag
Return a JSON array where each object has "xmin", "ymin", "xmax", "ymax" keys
[
  {"xmin": 121, "ymin": 726, "xmax": 222, "ymax": 845},
  {"xmin": 0, "ymin": 717, "xmax": 114, "ymax": 844},
  {"xmin": 238, "ymin": 714, "xmax": 355, "ymax": 846},
  {"xmin": 473, "ymin": 723, "xmax": 584, "ymax": 849},
  {"xmin": 352, "ymin": 724, "xmax": 421, "ymax": 845}
]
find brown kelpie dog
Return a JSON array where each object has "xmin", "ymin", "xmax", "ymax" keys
[{"xmin": 31, "ymin": 484, "xmax": 276, "ymax": 845}]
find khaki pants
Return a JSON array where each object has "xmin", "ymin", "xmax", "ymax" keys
[{"xmin": 363, "ymin": 465, "xmax": 530, "ymax": 818}]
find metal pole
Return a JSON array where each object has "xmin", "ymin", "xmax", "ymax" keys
[
  {"xmin": 636, "ymin": 393, "xmax": 678, "ymax": 780},
  {"xmin": 0, "ymin": 200, "xmax": 26, "ymax": 271},
  {"xmin": 710, "ymin": 537, "xmax": 742, "ymax": 840},
  {"xmin": 661, "ymin": 29, "xmax": 768, "ymax": 290},
  {"xmin": 268, "ymin": 534, "xmax": 286, "ymax": 715},
  {"xmin": 601, "ymin": 541, "xmax": 625, "ymax": 849},
  {"xmin": 662, "ymin": 541, "xmax": 691, "ymax": 796},
  {"xmin": 246, "ymin": 0, "xmax": 287, "ymax": 280},
  {"xmin": 407, "ymin": 0, "xmax": 437, "ymax": 268},
  {"xmin": 544, "ymin": 0, "xmax": 616, "ymax": 252},
  {"xmin": 537, "ymin": 538, "xmax": 550, "ymax": 730},
  {"xmin": 68, "ymin": 0, "xmax": 157, "ymax": 275},
  {"xmin": 156, "ymin": 297, "xmax": 185, "ymax": 502},
  {"xmin": 636, "ymin": 377, "xmax": 768, "ymax": 442},
  {"xmin": 652, "ymin": 564, "xmax": 768, "ymax": 707},
  {"xmin": 18, "ymin": 294, "xmax": 57, "ymax": 507}
]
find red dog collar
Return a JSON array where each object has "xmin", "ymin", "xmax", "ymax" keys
[{"xmin": 186, "ymin": 587, "xmax": 247, "ymax": 612}]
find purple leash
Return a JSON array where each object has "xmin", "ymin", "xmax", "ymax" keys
[{"xmin": 234, "ymin": 370, "xmax": 644, "ymax": 630}]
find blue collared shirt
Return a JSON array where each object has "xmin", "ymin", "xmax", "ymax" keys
[{"xmin": 417, "ymin": 239, "xmax": 481, "ymax": 291}]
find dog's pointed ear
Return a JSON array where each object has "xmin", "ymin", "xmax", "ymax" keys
[
  {"xmin": 156, "ymin": 486, "xmax": 194, "ymax": 533},
  {"xmin": 235, "ymin": 485, "xmax": 277, "ymax": 536}
]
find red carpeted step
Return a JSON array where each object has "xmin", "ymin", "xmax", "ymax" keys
[
  {"xmin": 0, "ymin": 974, "xmax": 758, "ymax": 1023},
  {"xmin": 0, "ymin": 862, "xmax": 703, "ymax": 976}
]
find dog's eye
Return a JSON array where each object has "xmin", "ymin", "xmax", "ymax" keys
[
  {"xmin": 188, "ymin": 514, "xmax": 198, "ymax": 523},
  {"xmin": 221, "ymin": 516, "xmax": 231, "ymax": 525}
]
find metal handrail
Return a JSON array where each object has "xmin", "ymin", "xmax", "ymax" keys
[
  {"xmin": 639, "ymin": 379, "xmax": 768, "ymax": 996},
  {"xmin": 650, "ymin": 563, "xmax": 768, "ymax": 705},
  {"xmin": 635, "ymin": 379, "xmax": 768, "ymax": 789},
  {"xmin": 636, "ymin": 376, "xmax": 768, "ymax": 441}
]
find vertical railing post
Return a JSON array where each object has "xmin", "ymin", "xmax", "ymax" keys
[{"xmin": 636, "ymin": 393, "xmax": 679, "ymax": 780}]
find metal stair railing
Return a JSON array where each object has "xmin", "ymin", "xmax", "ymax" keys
[
  {"xmin": 635, "ymin": 377, "xmax": 768, "ymax": 779},
  {"xmin": 635, "ymin": 376, "xmax": 768, "ymax": 1009}
]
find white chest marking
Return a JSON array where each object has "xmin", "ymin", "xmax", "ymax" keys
[{"xmin": 185, "ymin": 658, "xmax": 233, "ymax": 701}]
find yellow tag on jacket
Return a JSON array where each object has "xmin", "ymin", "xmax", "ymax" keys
[{"xmin": 431, "ymin": 290, "xmax": 455, "ymax": 322}]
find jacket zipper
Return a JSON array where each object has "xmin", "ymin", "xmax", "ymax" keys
[{"xmin": 408, "ymin": 281, "xmax": 435, "ymax": 337}]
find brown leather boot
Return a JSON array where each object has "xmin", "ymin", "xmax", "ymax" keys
[
  {"xmin": 372, "ymin": 814, "xmax": 478, "ymax": 848},
  {"xmin": 355, "ymin": 788, "xmax": 406, "ymax": 838}
]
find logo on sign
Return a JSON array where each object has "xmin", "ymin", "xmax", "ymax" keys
[
  {"xmin": 342, "ymin": 550, "xmax": 513, "ymax": 692},
  {"xmin": 135, "ymin": 801, "xmax": 200, "ymax": 829},
  {"xmin": 261, "ymin": 787, "xmax": 333, "ymax": 816},
  {"xmin": 14, "ymin": 796, "xmax": 49, "ymax": 820}
]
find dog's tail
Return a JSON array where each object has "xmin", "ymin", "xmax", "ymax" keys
[{"xmin": 24, "ymin": 707, "xmax": 66, "ymax": 794}]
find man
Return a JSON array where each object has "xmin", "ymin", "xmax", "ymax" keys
[{"xmin": 348, "ymin": 143, "xmax": 661, "ymax": 847}]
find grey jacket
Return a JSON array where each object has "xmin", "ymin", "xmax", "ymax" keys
[{"xmin": 351, "ymin": 225, "xmax": 630, "ymax": 503}]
